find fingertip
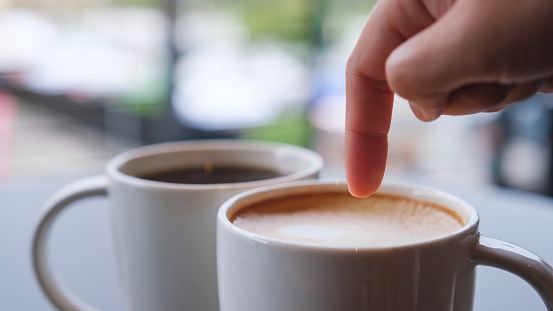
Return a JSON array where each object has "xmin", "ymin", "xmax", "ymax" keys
[
  {"xmin": 344, "ymin": 131, "xmax": 388, "ymax": 198},
  {"xmin": 347, "ymin": 181, "xmax": 380, "ymax": 198}
]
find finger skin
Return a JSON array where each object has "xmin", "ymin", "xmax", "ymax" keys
[
  {"xmin": 538, "ymin": 78, "xmax": 553, "ymax": 94},
  {"xmin": 345, "ymin": 75, "xmax": 393, "ymax": 197},
  {"xmin": 386, "ymin": 0, "xmax": 553, "ymax": 118},
  {"xmin": 347, "ymin": 0, "xmax": 553, "ymax": 197},
  {"xmin": 446, "ymin": 80, "xmax": 545, "ymax": 115},
  {"xmin": 345, "ymin": 0, "xmax": 434, "ymax": 197}
]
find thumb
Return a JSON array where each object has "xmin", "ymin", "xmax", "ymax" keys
[{"xmin": 384, "ymin": 0, "xmax": 546, "ymax": 120}]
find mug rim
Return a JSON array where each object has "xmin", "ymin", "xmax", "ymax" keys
[
  {"xmin": 106, "ymin": 139, "xmax": 324, "ymax": 190},
  {"xmin": 218, "ymin": 180, "xmax": 480, "ymax": 252}
]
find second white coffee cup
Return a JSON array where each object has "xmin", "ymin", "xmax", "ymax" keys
[{"xmin": 32, "ymin": 139, "xmax": 323, "ymax": 311}]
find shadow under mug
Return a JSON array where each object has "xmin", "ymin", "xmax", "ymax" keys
[
  {"xmin": 217, "ymin": 180, "xmax": 553, "ymax": 311},
  {"xmin": 32, "ymin": 139, "xmax": 323, "ymax": 311}
]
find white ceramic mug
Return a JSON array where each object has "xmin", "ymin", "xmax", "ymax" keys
[
  {"xmin": 32, "ymin": 140, "xmax": 323, "ymax": 311},
  {"xmin": 217, "ymin": 180, "xmax": 553, "ymax": 311}
]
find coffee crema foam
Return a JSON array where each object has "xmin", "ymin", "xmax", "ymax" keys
[{"xmin": 231, "ymin": 193, "xmax": 464, "ymax": 247}]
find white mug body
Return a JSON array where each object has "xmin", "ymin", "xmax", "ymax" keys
[
  {"xmin": 107, "ymin": 140, "xmax": 322, "ymax": 311},
  {"xmin": 217, "ymin": 181, "xmax": 553, "ymax": 311}
]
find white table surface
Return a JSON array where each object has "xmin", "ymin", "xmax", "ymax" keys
[{"xmin": 2, "ymin": 173, "xmax": 553, "ymax": 311}]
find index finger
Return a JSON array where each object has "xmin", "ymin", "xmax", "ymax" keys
[
  {"xmin": 345, "ymin": 0, "xmax": 434, "ymax": 197},
  {"xmin": 345, "ymin": 73, "xmax": 393, "ymax": 197}
]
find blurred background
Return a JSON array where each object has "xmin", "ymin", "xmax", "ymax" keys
[
  {"xmin": 3, "ymin": 1, "xmax": 553, "ymax": 310},
  {"xmin": 0, "ymin": 0, "xmax": 553, "ymax": 195}
]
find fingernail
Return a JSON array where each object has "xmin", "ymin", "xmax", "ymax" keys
[
  {"xmin": 409, "ymin": 102, "xmax": 440, "ymax": 122},
  {"xmin": 409, "ymin": 102, "xmax": 424, "ymax": 120}
]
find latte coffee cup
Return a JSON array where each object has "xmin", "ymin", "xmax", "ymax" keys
[
  {"xmin": 32, "ymin": 140, "xmax": 323, "ymax": 311},
  {"xmin": 217, "ymin": 180, "xmax": 553, "ymax": 311}
]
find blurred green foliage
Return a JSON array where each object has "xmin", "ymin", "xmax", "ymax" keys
[
  {"xmin": 121, "ymin": 65, "xmax": 170, "ymax": 116},
  {"xmin": 241, "ymin": 109, "xmax": 312, "ymax": 147},
  {"xmin": 104, "ymin": 0, "xmax": 375, "ymax": 48},
  {"xmin": 105, "ymin": 0, "xmax": 157, "ymax": 7},
  {"xmin": 238, "ymin": 0, "xmax": 313, "ymax": 43},
  {"xmin": 214, "ymin": 0, "xmax": 375, "ymax": 46}
]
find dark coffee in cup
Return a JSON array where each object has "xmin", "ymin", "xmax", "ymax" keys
[{"xmin": 136, "ymin": 166, "xmax": 284, "ymax": 184}]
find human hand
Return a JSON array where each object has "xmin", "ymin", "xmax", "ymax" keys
[{"xmin": 345, "ymin": 0, "xmax": 553, "ymax": 197}]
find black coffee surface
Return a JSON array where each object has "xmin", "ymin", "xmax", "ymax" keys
[{"xmin": 137, "ymin": 166, "xmax": 283, "ymax": 184}]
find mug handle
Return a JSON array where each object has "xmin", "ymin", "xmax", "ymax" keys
[
  {"xmin": 473, "ymin": 235, "xmax": 553, "ymax": 310},
  {"xmin": 32, "ymin": 175, "xmax": 108, "ymax": 311}
]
